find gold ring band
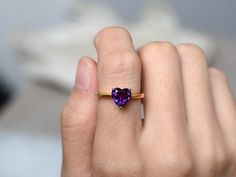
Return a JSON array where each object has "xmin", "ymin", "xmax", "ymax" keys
[
  {"xmin": 97, "ymin": 87, "xmax": 144, "ymax": 108},
  {"xmin": 97, "ymin": 91, "xmax": 144, "ymax": 99}
]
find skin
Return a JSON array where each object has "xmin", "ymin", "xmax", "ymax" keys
[{"xmin": 61, "ymin": 26, "xmax": 236, "ymax": 177}]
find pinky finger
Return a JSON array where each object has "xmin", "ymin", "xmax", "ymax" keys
[{"xmin": 209, "ymin": 67, "xmax": 236, "ymax": 173}]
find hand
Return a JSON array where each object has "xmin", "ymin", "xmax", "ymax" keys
[{"xmin": 61, "ymin": 27, "xmax": 236, "ymax": 177}]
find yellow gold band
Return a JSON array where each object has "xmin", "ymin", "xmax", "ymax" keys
[{"xmin": 97, "ymin": 91, "xmax": 144, "ymax": 99}]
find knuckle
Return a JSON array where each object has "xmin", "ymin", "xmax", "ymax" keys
[
  {"xmin": 93, "ymin": 158, "xmax": 143, "ymax": 177},
  {"xmin": 216, "ymin": 150, "xmax": 230, "ymax": 171},
  {"xmin": 180, "ymin": 158, "xmax": 193, "ymax": 175},
  {"xmin": 201, "ymin": 149, "xmax": 218, "ymax": 174},
  {"xmin": 140, "ymin": 41, "xmax": 177, "ymax": 56},
  {"xmin": 209, "ymin": 67, "xmax": 226, "ymax": 81},
  {"xmin": 157, "ymin": 152, "xmax": 193, "ymax": 176},
  {"xmin": 177, "ymin": 43, "xmax": 204, "ymax": 55},
  {"xmin": 61, "ymin": 103, "xmax": 88, "ymax": 129},
  {"xmin": 177, "ymin": 43, "xmax": 207, "ymax": 63},
  {"xmin": 223, "ymin": 144, "xmax": 236, "ymax": 166},
  {"xmin": 94, "ymin": 26, "xmax": 130, "ymax": 45},
  {"xmin": 61, "ymin": 103, "xmax": 75, "ymax": 124},
  {"xmin": 99, "ymin": 50, "xmax": 140, "ymax": 80},
  {"xmin": 139, "ymin": 41, "xmax": 180, "ymax": 67}
]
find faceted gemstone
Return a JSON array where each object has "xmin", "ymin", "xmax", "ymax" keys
[{"xmin": 111, "ymin": 88, "xmax": 132, "ymax": 108}]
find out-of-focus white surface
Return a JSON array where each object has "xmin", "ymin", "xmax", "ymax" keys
[
  {"xmin": 0, "ymin": 84, "xmax": 64, "ymax": 177},
  {"xmin": 1, "ymin": 0, "xmax": 236, "ymax": 90},
  {"xmin": 10, "ymin": 2, "xmax": 215, "ymax": 90},
  {"xmin": 0, "ymin": 132, "xmax": 61, "ymax": 177}
]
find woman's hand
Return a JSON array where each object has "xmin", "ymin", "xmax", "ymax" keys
[{"xmin": 61, "ymin": 27, "xmax": 236, "ymax": 177}]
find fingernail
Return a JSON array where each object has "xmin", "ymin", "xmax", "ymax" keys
[{"xmin": 75, "ymin": 58, "xmax": 91, "ymax": 90}]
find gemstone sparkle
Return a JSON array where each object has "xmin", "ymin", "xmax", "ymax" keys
[{"xmin": 111, "ymin": 88, "xmax": 132, "ymax": 108}]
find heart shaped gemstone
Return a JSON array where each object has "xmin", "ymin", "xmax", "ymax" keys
[{"xmin": 111, "ymin": 88, "xmax": 132, "ymax": 108}]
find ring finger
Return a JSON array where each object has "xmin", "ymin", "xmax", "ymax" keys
[{"xmin": 93, "ymin": 27, "xmax": 142, "ymax": 172}]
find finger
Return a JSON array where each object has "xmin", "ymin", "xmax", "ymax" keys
[
  {"xmin": 61, "ymin": 57, "xmax": 97, "ymax": 177},
  {"xmin": 177, "ymin": 44, "xmax": 223, "ymax": 176},
  {"xmin": 209, "ymin": 68, "xmax": 236, "ymax": 174},
  {"xmin": 176, "ymin": 44, "xmax": 218, "ymax": 128},
  {"xmin": 138, "ymin": 42, "xmax": 187, "ymax": 133},
  {"xmin": 138, "ymin": 42, "xmax": 190, "ymax": 176},
  {"xmin": 95, "ymin": 27, "xmax": 142, "ymax": 135},
  {"xmin": 209, "ymin": 68, "xmax": 236, "ymax": 133},
  {"xmin": 93, "ymin": 27, "xmax": 142, "ymax": 171}
]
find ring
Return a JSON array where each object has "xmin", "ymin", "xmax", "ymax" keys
[{"xmin": 97, "ymin": 87, "xmax": 144, "ymax": 109}]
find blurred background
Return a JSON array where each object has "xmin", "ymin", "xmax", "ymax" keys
[{"xmin": 0, "ymin": 0, "xmax": 235, "ymax": 176}]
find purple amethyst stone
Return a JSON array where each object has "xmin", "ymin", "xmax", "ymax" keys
[{"xmin": 111, "ymin": 88, "xmax": 132, "ymax": 108}]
